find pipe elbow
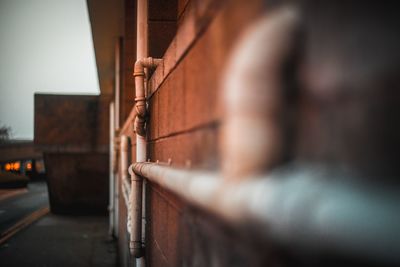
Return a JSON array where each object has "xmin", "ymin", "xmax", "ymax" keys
[
  {"xmin": 148, "ymin": 57, "xmax": 163, "ymax": 67},
  {"xmin": 134, "ymin": 57, "xmax": 163, "ymax": 74},
  {"xmin": 134, "ymin": 60, "xmax": 145, "ymax": 77}
]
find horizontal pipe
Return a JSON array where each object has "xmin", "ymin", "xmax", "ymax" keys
[{"xmin": 131, "ymin": 162, "xmax": 400, "ymax": 265}]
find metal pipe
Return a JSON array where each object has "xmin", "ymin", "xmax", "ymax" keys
[
  {"xmin": 137, "ymin": 0, "xmax": 147, "ymax": 62},
  {"xmin": 134, "ymin": 1, "xmax": 148, "ymax": 265},
  {"xmin": 221, "ymin": 6, "xmax": 299, "ymax": 180},
  {"xmin": 129, "ymin": 57, "xmax": 162, "ymax": 259},
  {"xmin": 132, "ymin": 2, "xmax": 163, "ymax": 265},
  {"xmin": 112, "ymin": 134, "xmax": 120, "ymax": 237},
  {"xmin": 115, "ymin": 38, "xmax": 121, "ymax": 130},
  {"xmin": 113, "ymin": 134, "xmax": 120, "ymax": 237},
  {"xmin": 133, "ymin": 57, "xmax": 163, "ymax": 136},
  {"xmin": 113, "ymin": 43, "xmax": 122, "ymax": 239},
  {"xmin": 113, "ymin": 38, "xmax": 122, "ymax": 233},
  {"xmin": 120, "ymin": 135, "xmax": 132, "ymax": 238},
  {"xmin": 131, "ymin": 162, "xmax": 400, "ymax": 265},
  {"xmin": 108, "ymin": 102, "xmax": 115, "ymax": 236},
  {"xmin": 128, "ymin": 164, "xmax": 143, "ymax": 258},
  {"xmin": 120, "ymin": 135, "xmax": 130, "ymax": 200}
]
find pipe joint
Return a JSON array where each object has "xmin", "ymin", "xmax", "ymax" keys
[
  {"xmin": 134, "ymin": 57, "xmax": 163, "ymax": 71},
  {"xmin": 130, "ymin": 241, "xmax": 143, "ymax": 258},
  {"xmin": 134, "ymin": 116, "xmax": 146, "ymax": 136},
  {"xmin": 134, "ymin": 57, "xmax": 162, "ymax": 77},
  {"xmin": 134, "ymin": 102, "xmax": 147, "ymax": 118},
  {"xmin": 133, "ymin": 57, "xmax": 162, "ymax": 137}
]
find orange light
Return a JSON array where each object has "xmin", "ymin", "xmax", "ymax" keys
[
  {"xmin": 5, "ymin": 163, "xmax": 11, "ymax": 171},
  {"xmin": 13, "ymin": 162, "xmax": 20, "ymax": 171},
  {"xmin": 26, "ymin": 162, "xmax": 32, "ymax": 171}
]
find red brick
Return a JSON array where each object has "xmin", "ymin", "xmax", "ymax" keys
[
  {"xmin": 149, "ymin": 0, "xmax": 178, "ymax": 21},
  {"xmin": 149, "ymin": 21, "xmax": 177, "ymax": 59},
  {"xmin": 148, "ymin": 125, "xmax": 219, "ymax": 169},
  {"xmin": 176, "ymin": 0, "xmax": 197, "ymax": 60},
  {"xmin": 150, "ymin": 190, "xmax": 169, "ymax": 263},
  {"xmin": 178, "ymin": 0, "xmax": 189, "ymax": 19},
  {"xmin": 167, "ymin": 205, "xmax": 180, "ymax": 266},
  {"xmin": 148, "ymin": 88, "xmax": 160, "ymax": 141},
  {"xmin": 163, "ymin": 38, "xmax": 177, "ymax": 80}
]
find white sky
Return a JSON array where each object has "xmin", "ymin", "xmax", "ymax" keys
[{"xmin": 0, "ymin": 0, "xmax": 99, "ymax": 139}]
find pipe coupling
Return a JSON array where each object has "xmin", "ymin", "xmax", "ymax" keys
[
  {"xmin": 130, "ymin": 241, "xmax": 143, "ymax": 258},
  {"xmin": 134, "ymin": 57, "xmax": 163, "ymax": 75},
  {"xmin": 134, "ymin": 101, "xmax": 147, "ymax": 117},
  {"xmin": 134, "ymin": 116, "xmax": 146, "ymax": 136}
]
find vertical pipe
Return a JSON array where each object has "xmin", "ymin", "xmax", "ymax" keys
[
  {"xmin": 114, "ymin": 38, "xmax": 123, "ymax": 238},
  {"xmin": 109, "ymin": 102, "xmax": 115, "ymax": 236},
  {"xmin": 121, "ymin": 136, "xmax": 132, "ymax": 208},
  {"xmin": 136, "ymin": 1, "xmax": 148, "ymax": 266},
  {"xmin": 115, "ymin": 39, "xmax": 121, "ymax": 130},
  {"xmin": 114, "ymin": 139, "xmax": 120, "ymax": 237},
  {"xmin": 129, "ymin": 161, "xmax": 143, "ymax": 257},
  {"xmin": 120, "ymin": 136, "xmax": 129, "ymax": 202},
  {"xmin": 137, "ymin": 0, "xmax": 148, "ymax": 60}
]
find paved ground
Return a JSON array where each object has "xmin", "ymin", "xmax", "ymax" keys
[
  {"xmin": 0, "ymin": 181, "xmax": 48, "ymax": 235},
  {"xmin": 0, "ymin": 188, "xmax": 27, "ymax": 202},
  {"xmin": 0, "ymin": 181, "xmax": 117, "ymax": 267},
  {"xmin": 0, "ymin": 215, "xmax": 116, "ymax": 267}
]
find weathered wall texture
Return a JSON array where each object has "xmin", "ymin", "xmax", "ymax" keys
[
  {"xmin": 118, "ymin": 0, "xmax": 270, "ymax": 266},
  {"xmin": 35, "ymin": 94, "xmax": 111, "ymax": 214},
  {"xmin": 144, "ymin": 1, "xmax": 266, "ymax": 265},
  {"xmin": 35, "ymin": 94, "xmax": 110, "ymax": 152},
  {"xmin": 121, "ymin": 0, "xmax": 136, "ymax": 123},
  {"xmin": 44, "ymin": 152, "xmax": 108, "ymax": 214}
]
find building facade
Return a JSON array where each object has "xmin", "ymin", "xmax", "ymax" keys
[{"xmin": 87, "ymin": 1, "xmax": 400, "ymax": 267}]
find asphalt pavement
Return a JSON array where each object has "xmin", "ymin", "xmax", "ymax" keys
[
  {"xmin": 0, "ymin": 214, "xmax": 116, "ymax": 267},
  {"xmin": 0, "ymin": 181, "xmax": 48, "ymax": 235},
  {"xmin": 0, "ymin": 181, "xmax": 116, "ymax": 267}
]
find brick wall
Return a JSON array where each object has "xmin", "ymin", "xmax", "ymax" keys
[
  {"xmin": 44, "ymin": 152, "xmax": 108, "ymax": 214},
  {"xmin": 118, "ymin": 0, "xmax": 269, "ymax": 266},
  {"xmin": 110, "ymin": 0, "xmax": 400, "ymax": 266},
  {"xmin": 34, "ymin": 94, "xmax": 111, "ymax": 214},
  {"xmin": 35, "ymin": 94, "xmax": 111, "ymax": 152},
  {"xmin": 121, "ymin": 0, "xmax": 136, "ymax": 123},
  {"xmin": 143, "ymin": 1, "xmax": 266, "ymax": 265},
  {"xmin": 0, "ymin": 141, "xmax": 41, "ymax": 162}
]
